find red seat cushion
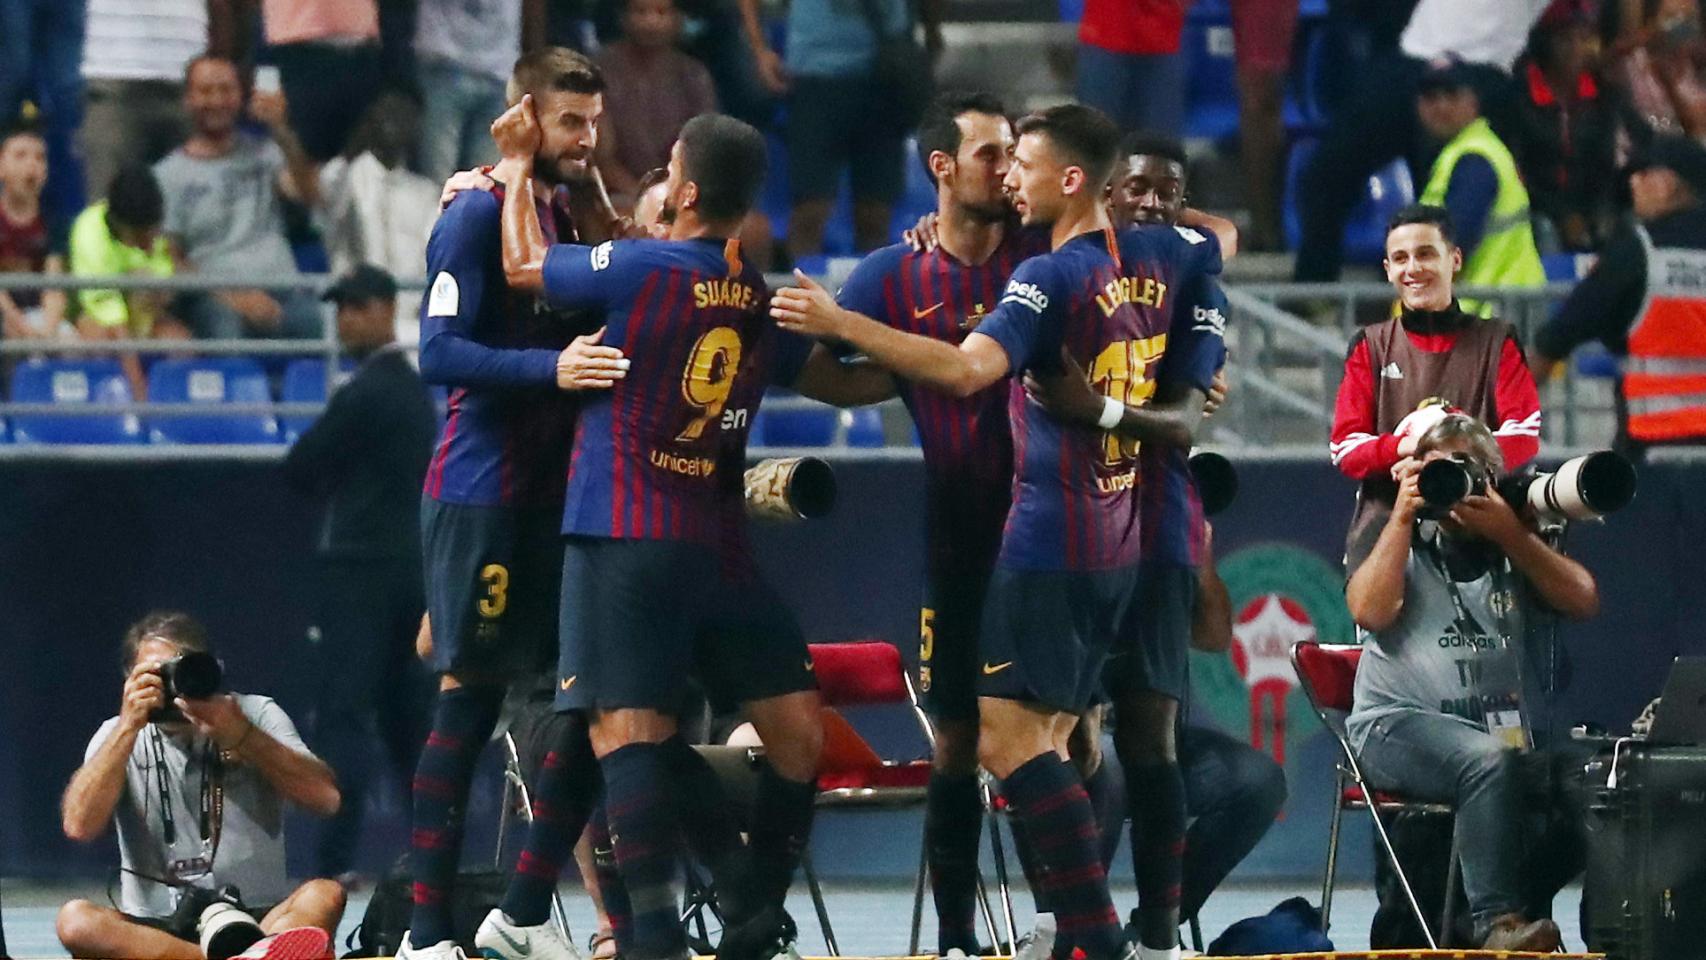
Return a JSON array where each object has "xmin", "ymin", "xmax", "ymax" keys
[
  {"xmin": 1344, "ymin": 784, "xmax": 1427, "ymax": 807},
  {"xmin": 808, "ymin": 640, "xmax": 909, "ymax": 707},
  {"xmin": 816, "ymin": 759, "xmax": 932, "ymax": 791},
  {"xmin": 1293, "ymin": 642, "xmax": 1362, "ymax": 712}
]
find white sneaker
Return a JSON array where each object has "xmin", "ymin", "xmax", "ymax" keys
[
  {"xmin": 397, "ymin": 931, "xmax": 469, "ymax": 960},
  {"xmin": 475, "ymin": 909, "xmax": 586, "ymax": 960},
  {"xmin": 943, "ymin": 950, "xmax": 973, "ymax": 959},
  {"xmin": 1013, "ymin": 914, "xmax": 1057, "ymax": 960}
]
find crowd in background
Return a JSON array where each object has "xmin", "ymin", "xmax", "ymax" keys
[{"xmin": 1, "ymin": 0, "xmax": 1704, "ymax": 383}]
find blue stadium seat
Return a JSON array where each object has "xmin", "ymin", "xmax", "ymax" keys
[
  {"xmin": 1574, "ymin": 345, "xmax": 1619, "ymax": 379},
  {"xmin": 7, "ymin": 359, "xmax": 144, "ymax": 444},
  {"xmin": 760, "ymin": 131, "xmax": 794, "ymax": 241},
  {"xmin": 890, "ymin": 139, "xmax": 938, "ymax": 241},
  {"xmin": 843, "ymin": 407, "xmax": 885, "ymax": 447},
  {"xmin": 1282, "ymin": 138, "xmax": 1415, "ymax": 263},
  {"xmin": 280, "ymin": 357, "xmax": 356, "ymax": 444},
  {"xmin": 147, "ymin": 357, "xmax": 281, "ymax": 444},
  {"xmin": 753, "ymin": 394, "xmax": 837, "ymax": 447},
  {"xmin": 1183, "ymin": 1, "xmax": 1239, "ymax": 142}
]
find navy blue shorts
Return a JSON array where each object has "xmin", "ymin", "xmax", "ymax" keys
[
  {"xmin": 1104, "ymin": 561, "xmax": 1197, "ymax": 702},
  {"xmin": 556, "ymin": 535, "xmax": 718, "ymax": 713},
  {"xmin": 421, "ymin": 498, "xmax": 562, "ymax": 678},
  {"xmin": 978, "ymin": 563, "xmax": 1140, "ymax": 713},
  {"xmin": 919, "ymin": 560, "xmax": 993, "ymax": 723},
  {"xmin": 695, "ymin": 573, "xmax": 818, "ymax": 715}
]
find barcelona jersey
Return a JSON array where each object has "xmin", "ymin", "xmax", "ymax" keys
[{"xmin": 1139, "ymin": 272, "xmax": 1229, "ymax": 569}]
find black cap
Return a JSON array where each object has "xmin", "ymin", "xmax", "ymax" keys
[
  {"xmin": 322, "ymin": 264, "xmax": 398, "ymax": 305},
  {"xmin": 1630, "ymin": 135, "xmax": 1706, "ymax": 197},
  {"xmin": 1417, "ymin": 56, "xmax": 1475, "ymax": 95}
]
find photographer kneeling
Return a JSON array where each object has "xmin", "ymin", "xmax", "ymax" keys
[
  {"xmin": 1346, "ymin": 415, "xmax": 1599, "ymax": 952},
  {"xmin": 57, "ymin": 612, "xmax": 347, "ymax": 960}
]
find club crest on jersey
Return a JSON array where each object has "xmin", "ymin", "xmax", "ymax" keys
[
  {"xmin": 590, "ymin": 241, "xmax": 613, "ymax": 271},
  {"xmin": 1001, "ymin": 280, "xmax": 1049, "ymax": 314},
  {"xmin": 961, "ymin": 302, "xmax": 989, "ymax": 330}
]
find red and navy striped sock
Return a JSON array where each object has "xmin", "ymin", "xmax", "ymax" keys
[
  {"xmin": 1002, "ymin": 754, "xmax": 1122, "ymax": 957},
  {"xmin": 499, "ymin": 712, "xmax": 600, "ymax": 926},
  {"xmin": 926, "ymin": 770, "xmax": 984, "ymax": 953},
  {"xmin": 408, "ymin": 685, "xmax": 503, "ymax": 947},
  {"xmin": 601, "ymin": 742, "xmax": 688, "ymax": 958},
  {"xmin": 588, "ymin": 801, "xmax": 634, "ymax": 953},
  {"xmin": 1125, "ymin": 761, "xmax": 1186, "ymax": 950}
]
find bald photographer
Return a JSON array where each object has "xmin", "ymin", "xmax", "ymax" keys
[
  {"xmin": 1345, "ymin": 414, "xmax": 1599, "ymax": 952},
  {"xmin": 55, "ymin": 612, "xmax": 346, "ymax": 960}
]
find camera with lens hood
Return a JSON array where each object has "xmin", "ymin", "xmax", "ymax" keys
[
  {"xmin": 1417, "ymin": 450, "xmax": 1637, "ymax": 523},
  {"xmin": 150, "ymin": 651, "xmax": 225, "ymax": 722}
]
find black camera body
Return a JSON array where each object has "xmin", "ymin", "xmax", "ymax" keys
[
  {"xmin": 167, "ymin": 883, "xmax": 245, "ymax": 934},
  {"xmin": 1416, "ymin": 450, "xmax": 1637, "ymax": 523},
  {"xmin": 1417, "ymin": 453, "xmax": 1493, "ymax": 518},
  {"xmin": 150, "ymin": 651, "xmax": 224, "ymax": 722}
]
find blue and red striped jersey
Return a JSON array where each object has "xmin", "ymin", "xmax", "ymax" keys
[
  {"xmin": 835, "ymin": 228, "xmax": 1050, "ymax": 573},
  {"xmin": 1139, "ymin": 273, "xmax": 1229, "ymax": 568},
  {"xmin": 975, "ymin": 224, "xmax": 1222, "ymax": 571},
  {"xmin": 419, "ymin": 187, "xmax": 589, "ymax": 508},
  {"xmin": 541, "ymin": 236, "xmax": 771, "ymax": 543}
]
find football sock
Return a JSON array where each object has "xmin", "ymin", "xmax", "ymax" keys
[
  {"xmin": 1083, "ymin": 755, "xmax": 1127, "ymax": 873},
  {"xmin": 500, "ymin": 712, "xmax": 600, "ymax": 926},
  {"xmin": 602, "ymin": 742, "xmax": 688, "ymax": 957},
  {"xmin": 588, "ymin": 801, "xmax": 634, "ymax": 953},
  {"xmin": 926, "ymin": 770, "xmax": 985, "ymax": 953},
  {"xmin": 1125, "ymin": 761, "xmax": 1186, "ymax": 950},
  {"xmin": 748, "ymin": 762, "xmax": 817, "ymax": 910},
  {"xmin": 408, "ymin": 685, "xmax": 504, "ymax": 947},
  {"xmin": 1001, "ymin": 754, "xmax": 1122, "ymax": 957}
]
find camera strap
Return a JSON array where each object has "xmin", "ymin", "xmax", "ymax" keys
[{"xmin": 148, "ymin": 727, "xmax": 177, "ymax": 847}]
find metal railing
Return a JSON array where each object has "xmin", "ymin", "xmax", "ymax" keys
[{"xmin": 0, "ymin": 272, "xmax": 1622, "ymax": 461}]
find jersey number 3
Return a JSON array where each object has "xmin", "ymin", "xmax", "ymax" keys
[
  {"xmin": 1089, "ymin": 334, "xmax": 1167, "ymax": 464},
  {"xmin": 677, "ymin": 326, "xmax": 744, "ymax": 442}
]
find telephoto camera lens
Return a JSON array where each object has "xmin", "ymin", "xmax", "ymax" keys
[
  {"xmin": 1187, "ymin": 451, "xmax": 1238, "ymax": 517},
  {"xmin": 1501, "ymin": 450, "xmax": 1637, "ymax": 522},
  {"xmin": 744, "ymin": 457, "xmax": 838, "ymax": 521},
  {"xmin": 1417, "ymin": 456, "xmax": 1488, "ymax": 512}
]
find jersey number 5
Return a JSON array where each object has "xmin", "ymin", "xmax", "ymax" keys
[
  {"xmin": 1089, "ymin": 334, "xmax": 1167, "ymax": 465},
  {"xmin": 677, "ymin": 326, "xmax": 744, "ymax": 442}
]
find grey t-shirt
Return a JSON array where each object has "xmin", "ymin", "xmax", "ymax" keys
[
  {"xmin": 1347, "ymin": 527, "xmax": 1527, "ymax": 751},
  {"xmin": 414, "ymin": 0, "xmax": 520, "ymax": 83},
  {"xmin": 153, "ymin": 134, "xmax": 300, "ymax": 278},
  {"xmin": 84, "ymin": 695, "xmax": 307, "ymax": 917}
]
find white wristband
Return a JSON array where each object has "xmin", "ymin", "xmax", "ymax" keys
[{"xmin": 1096, "ymin": 396, "xmax": 1124, "ymax": 430}]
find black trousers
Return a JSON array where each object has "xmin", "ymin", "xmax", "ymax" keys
[{"xmin": 310, "ymin": 555, "xmax": 431, "ymax": 877}]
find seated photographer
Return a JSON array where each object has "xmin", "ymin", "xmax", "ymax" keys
[
  {"xmin": 56, "ymin": 611, "xmax": 347, "ymax": 960},
  {"xmin": 1346, "ymin": 414, "xmax": 1599, "ymax": 952}
]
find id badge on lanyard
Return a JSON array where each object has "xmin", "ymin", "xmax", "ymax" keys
[{"xmin": 1430, "ymin": 535, "xmax": 1531, "ymax": 751}]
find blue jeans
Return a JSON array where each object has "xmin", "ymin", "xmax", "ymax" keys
[
  {"xmin": 1356, "ymin": 709, "xmax": 1528, "ymax": 933},
  {"xmin": 0, "ymin": 0, "xmax": 86, "ymax": 218},
  {"xmin": 1179, "ymin": 724, "xmax": 1288, "ymax": 918},
  {"xmin": 1075, "ymin": 44, "xmax": 1184, "ymax": 137},
  {"xmin": 416, "ymin": 60, "xmax": 506, "ymax": 181}
]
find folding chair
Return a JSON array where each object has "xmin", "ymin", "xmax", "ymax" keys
[
  {"xmin": 492, "ymin": 698, "xmax": 575, "ymax": 944},
  {"xmin": 1290, "ymin": 640, "xmax": 1461, "ymax": 949},
  {"xmin": 805, "ymin": 641, "xmax": 1010, "ymax": 956}
]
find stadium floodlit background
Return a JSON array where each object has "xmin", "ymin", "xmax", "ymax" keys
[{"xmin": 1, "ymin": 0, "xmax": 1703, "ymax": 955}]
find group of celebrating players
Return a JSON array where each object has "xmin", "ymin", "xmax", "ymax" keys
[{"xmin": 402, "ymin": 42, "xmax": 1237, "ymax": 960}]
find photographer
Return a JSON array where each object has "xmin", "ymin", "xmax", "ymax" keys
[
  {"xmin": 1345, "ymin": 414, "xmax": 1598, "ymax": 952},
  {"xmin": 56, "ymin": 612, "xmax": 346, "ymax": 960}
]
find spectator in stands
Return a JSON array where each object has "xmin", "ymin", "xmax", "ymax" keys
[
  {"xmin": 415, "ymin": 0, "xmax": 544, "ymax": 180},
  {"xmin": 1345, "ymin": 413, "xmax": 1597, "ymax": 953},
  {"xmin": 0, "ymin": 126, "xmax": 71, "ymax": 342},
  {"xmin": 0, "ymin": 0, "xmax": 86, "ymax": 219},
  {"xmin": 738, "ymin": 0, "xmax": 940, "ymax": 259},
  {"xmin": 155, "ymin": 55, "xmax": 325, "ymax": 341},
  {"xmin": 260, "ymin": 0, "xmax": 383, "ymax": 162},
  {"xmin": 1076, "ymin": 0, "xmax": 1187, "ymax": 138},
  {"xmin": 1512, "ymin": 0, "xmax": 1638, "ymax": 253},
  {"xmin": 80, "ymin": 0, "xmax": 244, "ymax": 210},
  {"xmin": 1330, "ymin": 205, "xmax": 1541, "ymax": 575},
  {"xmin": 283, "ymin": 265, "xmax": 436, "ymax": 883},
  {"xmin": 1532, "ymin": 135, "xmax": 1706, "ymax": 450},
  {"xmin": 319, "ymin": 90, "xmax": 439, "ymax": 343},
  {"xmin": 1414, "ymin": 59, "xmax": 1545, "ymax": 315},
  {"xmin": 1294, "ymin": 0, "xmax": 1552, "ymax": 283},
  {"xmin": 55, "ymin": 611, "xmax": 347, "ymax": 959},
  {"xmin": 68, "ymin": 164, "xmax": 187, "ymax": 399},
  {"xmin": 1606, "ymin": 0, "xmax": 1706, "ymax": 142},
  {"xmin": 595, "ymin": 0, "xmax": 718, "ymax": 207},
  {"xmin": 1231, "ymin": 0, "xmax": 1301, "ymax": 251}
]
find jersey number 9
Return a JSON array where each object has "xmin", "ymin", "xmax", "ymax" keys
[{"xmin": 677, "ymin": 326, "xmax": 744, "ymax": 442}]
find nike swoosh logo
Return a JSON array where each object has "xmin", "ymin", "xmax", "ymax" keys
[
  {"xmin": 982, "ymin": 661, "xmax": 1013, "ymax": 675},
  {"xmin": 912, "ymin": 302, "xmax": 945, "ymax": 319},
  {"xmin": 494, "ymin": 924, "xmax": 531, "ymax": 957},
  {"xmin": 559, "ymin": 676, "xmax": 576, "ymax": 691},
  {"xmin": 804, "ymin": 659, "xmax": 815, "ymax": 672}
]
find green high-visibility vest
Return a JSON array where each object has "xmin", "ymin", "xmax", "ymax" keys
[{"xmin": 1419, "ymin": 117, "xmax": 1545, "ymax": 317}]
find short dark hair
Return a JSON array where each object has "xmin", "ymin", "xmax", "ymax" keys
[
  {"xmin": 183, "ymin": 53, "xmax": 236, "ymax": 88},
  {"xmin": 636, "ymin": 166, "xmax": 669, "ymax": 195},
  {"xmin": 508, "ymin": 47, "xmax": 605, "ymax": 105},
  {"xmin": 1118, "ymin": 131, "xmax": 1187, "ymax": 169},
  {"xmin": 1386, "ymin": 203, "xmax": 1456, "ymax": 245},
  {"xmin": 915, "ymin": 91, "xmax": 1008, "ymax": 181},
  {"xmin": 122, "ymin": 610, "xmax": 210, "ymax": 672},
  {"xmin": 678, "ymin": 114, "xmax": 766, "ymax": 223},
  {"xmin": 0, "ymin": 123, "xmax": 43, "ymax": 151},
  {"xmin": 1014, "ymin": 104, "xmax": 1122, "ymax": 189},
  {"xmin": 106, "ymin": 163, "xmax": 164, "ymax": 231}
]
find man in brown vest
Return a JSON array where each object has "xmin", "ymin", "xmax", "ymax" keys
[{"xmin": 1329, "ymin": 204, "xmax": 1543, "ymax": 574}]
